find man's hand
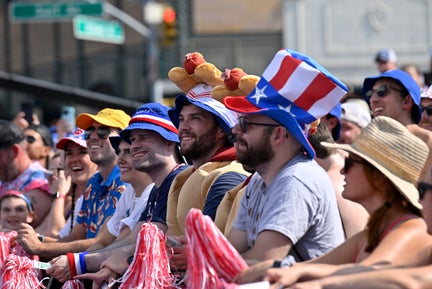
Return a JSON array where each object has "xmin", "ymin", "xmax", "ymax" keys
[
  {"xmin": 16, "ymin": 223, "xmax": 43, "ymax": 255},
  {"xmin": 168, "ymin": 235, "xmax": 188, "ymax": 272},
  {"xmin": 234, "ymin": 259, "xmax": 274, "ymax": 284},
  {"xmin": 75, "ymin": 266, "xmax": 119, "ymax": 289},
  {"xmin": 46, "ymin": 255, "xmax": 70, "ymax": 282}
]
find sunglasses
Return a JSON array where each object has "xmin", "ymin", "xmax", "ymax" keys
[
  {"xmin": 421, "ymin": 106, "xmax": 432, "ymax": 116},
  {"xmin": 365, "ymin": 84, "xmax": 405, "ymax": 102},
  {"xmin": 343, "ymin": 157, "xmax": 364, "ymax": 173},
  {"xmin": 418, "ymin": 181, "xmax": 432, "ymax": 200},
  {"xmin": 238, "ymin": 117, "xmax": 279, "ymax": 133},
  {"xmin": 84, "ymin": 126, "xmax": 112, "ymax": 140},
  {"xmin": 25, "ymin": 135, "xmax": 36, "ymax": 144}
]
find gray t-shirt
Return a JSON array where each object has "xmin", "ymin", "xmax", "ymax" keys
[{"xmin": 233, "ymin": 153, "xmax": 344, "ymax": 262}]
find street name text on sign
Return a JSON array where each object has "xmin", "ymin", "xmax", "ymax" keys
[{"xmin": 10, "ymin": 1, "xmax": 104, "ymax": 22}]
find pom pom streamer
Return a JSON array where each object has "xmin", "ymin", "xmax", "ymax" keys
[
  {"xmin": 119, "ymin": 222, "xmax": 177, "ymax": 289},
  {"xmin": 185, "ymin": 208, "xmax": 248, "ymax": 289},
  {"xmin": 0, "ymin": 254, "xmax": 42, "ymax": 289},
  {"xmin": 61, "ymin": 280, "xmax": 85, "ymax": 289}
]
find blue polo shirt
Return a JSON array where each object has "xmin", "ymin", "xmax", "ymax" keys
[{"xmin": 76, "ymin": 165, "xmax": 126, "ymax": 238}]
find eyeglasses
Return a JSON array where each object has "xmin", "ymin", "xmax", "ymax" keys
[
  {"xmin": 421, "ymin": 106, "xmax": 432, "ymax": 116},
  {"xmin": 25, "ymin": 135, "xmax": 36, "ymax": 144},
  {"xmin": 343, "ymin": 157, "xmax": 364, "ymax": 173},
  {"xmin": 365, "ymin": 84, "xmax": 406, "ymax": 102},
  {"xmin": 418, "ymin": 181, "xmax": 432, "ymax": 200},
  {"xmin": 238, "ymin": 117, "xmax": 279, "ymax": 133},
  {"xmin": 84, "ymin": 126, "xmax": 112, "ymax": 140}
]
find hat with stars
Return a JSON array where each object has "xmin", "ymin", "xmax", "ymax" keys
[{"xmin": 223, "ymin": 48, "xmax": 348, "ymax": 158}]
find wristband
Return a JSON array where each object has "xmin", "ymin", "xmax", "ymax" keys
[
  {"xmin": 67, "ymin": 253, "xmax": 77, "ymax": 278},
  {"xmin": 272, "ymin": 260, "xmax": 282, "ymax": 268},
  {"xmin": 52, "ymin": 192, "xmax": 66, "ymax": 200},
  {"xmin": 79, "ymin": 252, "xmax": 88, "ymax": 274}
]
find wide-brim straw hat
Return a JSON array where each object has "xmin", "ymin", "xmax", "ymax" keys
[{"xmin": 322, "ymin": 116, "xmax": 429, "ymax": 209}]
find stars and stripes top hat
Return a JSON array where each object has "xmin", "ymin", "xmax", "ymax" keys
[
  {"xmin": 169, "ymin": 83, "xmax": 238, "ymax": 136},
  {"xmin": 120, "ymin": 102, "xmax": 179, "ymax": 143},
  {"xmin": 223, "ymin": 49, "xmax": 348, "ymax": 158}
]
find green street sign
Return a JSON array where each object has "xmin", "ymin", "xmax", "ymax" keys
[
  {"xmin": 10, "ymin": 2, "xmax": 104, "ymax": 22},
  {"xmin": 73, "ymin": 15, "xmax": 125, "ymax": 44}
]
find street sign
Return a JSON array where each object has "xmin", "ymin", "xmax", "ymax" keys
[
  {"xmin": 73, "ymin": 15, "xmax": 125, "ymax": 44},
  {"xmin": 10, "ymin": 1, "xmax": 104, "ymax": 22}
]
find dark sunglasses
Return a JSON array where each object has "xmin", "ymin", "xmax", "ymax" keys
[
  {"xmin": 343, "ymin": 157, "xmax": 364, "ymax": 173},
  {"xmin": 238, "ymin": 117, "xmax": 279, "ymax": 133},
  {"xmin": 25, "ymin": 135, "xmax": 36, "ymax": 144},
  {"xmin": 365, "ymin": 84, "xmax": 405, "ymax": 101},
  {"xmin": 84, "ymin": 126, "xmax": 112, "ymax": 140},
  {"xmin": 421, "ymin": 106, "xmax": 432, "ymax": 116},
  {"xmin": 418, "ymin": 181, "xmax": 432, "ymax": 200}
]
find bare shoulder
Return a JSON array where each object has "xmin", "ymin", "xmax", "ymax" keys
[{"xmin": 407, "ymin": 124, "xmax": 432, "ymax": 145}]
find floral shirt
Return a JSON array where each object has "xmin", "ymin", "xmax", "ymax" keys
[
  {"xmin": 0, "ymin": 162, "xmax": 50, "ymax": 197},
  {"xmin": 76, "ymin": 166, "xmax": 126, "ymax": 238}
]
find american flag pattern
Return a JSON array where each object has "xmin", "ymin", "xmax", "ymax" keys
[{"xmin": 246, "ymin": 49, "xmax": 348, "ymax": 125}]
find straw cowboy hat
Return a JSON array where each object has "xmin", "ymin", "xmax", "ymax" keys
[{"xmin": 322, "ymin": 116, "xmax": 429, "ymax": 209}]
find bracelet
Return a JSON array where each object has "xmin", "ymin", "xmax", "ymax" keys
[
  {"xmin": 52, "ymin": 192, "xmax": 66, "ymax": 200},
  {"xmin": 67, "ymin": 253, "xmax": 77, "ymax": 278}
]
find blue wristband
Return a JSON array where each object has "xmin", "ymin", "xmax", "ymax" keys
[{"xmin": 79, "ymin": 252, "xmax": 88, "ymax": 274}]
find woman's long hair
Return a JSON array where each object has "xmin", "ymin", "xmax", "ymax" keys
[{"xmin": 363, "ymin": 161, "xmax": 423, "ymax": 252}]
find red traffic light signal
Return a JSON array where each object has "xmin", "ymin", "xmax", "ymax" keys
[
  {"xmin": 161, "ymin": 5, "xmax": 177, "ymax": 47},
  {"xmin": 163, "ymin": 6, "xmax": 176, "ymax": 24}
]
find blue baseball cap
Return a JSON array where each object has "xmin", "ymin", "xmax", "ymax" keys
[
  {"xmin": 362, "ymin": 69, "xmax": 421, "ymax": 123},
  {"xmin": 168, "ymin": 84, "xmax": 238, "ymax": 136},
  {"xmin": 120, "ymin": 103, "xmax": 179, "ymax": 143}
]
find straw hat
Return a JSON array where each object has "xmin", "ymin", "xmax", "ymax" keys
[{"xmin": 322, "ymin": 116, "xmax": 429, "ymax": 209}]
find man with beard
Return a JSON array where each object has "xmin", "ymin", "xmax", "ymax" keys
[
  {"xmin": 16, "ymin": 108, "xmax": 130, "ymax": 261},
  {"xmin": 159, "ymin": 83, "xmax": 249, "ymax": 272},
  {"xmin": 222, "ymin": 49, "xmax": 347, "ymax": 266},
  {"xmin": 166, "ymin": 83, "xmax": 250, "ymax": 237}
]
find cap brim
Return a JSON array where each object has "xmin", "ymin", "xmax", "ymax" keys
[
  {"xmin": 321, "ymin": 141, "xmax": 422, "ymax": 209},
  {"xmin": 56, "ymin": 137, "xmax": 87, "ymax": 150},
  {"xmin": 120, "ymin": 122, "xmax": 179, "ymax": 143},
  {"xmin": 169, "ymin": 94, "xmax": 237, "ymax": 135}
]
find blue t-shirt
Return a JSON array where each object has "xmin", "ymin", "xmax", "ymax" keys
[
  {"xmin": 139, "ymin": 164, "xmax": 188, "ymax": 224},
  {"xmin": 76, "ymin": 166, "xmax": 127, "ymax": 238}
]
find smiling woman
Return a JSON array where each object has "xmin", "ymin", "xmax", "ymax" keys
[{"xmin": 35, "ymin": 128, "xmax": 98, "ymax": 238}]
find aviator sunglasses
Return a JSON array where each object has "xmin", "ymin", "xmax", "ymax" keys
[
  {"xmin": 364, "ymin": 84, "xmax": 406, "ymax": 102},
  {"xmin": 84, "ymin": 126, "xmax": 112, "ymax": 140},
  {"xmin": 238, "ymin": 116, "xmax": 279, "ymax": 133}
]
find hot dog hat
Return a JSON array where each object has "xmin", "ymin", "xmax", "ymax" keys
[{"xmin": 223, "ymin": 49, "xmax": 348, "ymax": 158}]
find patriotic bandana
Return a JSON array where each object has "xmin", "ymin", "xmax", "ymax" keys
[
  {"xmin": 120, "ymin": 103, "xmax": 179, "ymax": 143},
  {"xmin": 224, "ymin": 49, "xmax": 348, "ymax": 158}
]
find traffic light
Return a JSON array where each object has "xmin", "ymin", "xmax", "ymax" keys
[{"xmin": 161, "ymin": 5, "xmax": 177, "ymax": 47}]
